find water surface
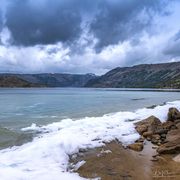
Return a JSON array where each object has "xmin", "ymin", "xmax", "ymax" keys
[{"xmin": 0, "ymin": 88, "xmax": 180, "ymax": 149}]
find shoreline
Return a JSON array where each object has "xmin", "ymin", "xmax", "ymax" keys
[
  {"xmin": 70, "ymin": 108, "xmax": 180, "ymax": 180},
  {"xmin": 71, "ymin": 140, "xmax": 180, "ymax": 180}
]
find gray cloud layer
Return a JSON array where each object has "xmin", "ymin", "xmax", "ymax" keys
[
  {"xmin": 0, "ymin": 0, "xmax": 180, "ymax": 74},
  {"xmin": 3, "ymin": 0, "xmax": 169, "ymax": 48},
  {"xmin": 5, "ymin": 0, "xmax": 83, "ymax": 46},
  {"xmin": 90, "ymin": 0, "xmax": 168, "ymax": 51}
]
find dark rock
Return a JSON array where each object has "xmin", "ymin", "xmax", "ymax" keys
[
  {"xmin": 151, "ymin": 139, "xmax": 158, "ymax": 144},
  {"xmin": 167, "ymin": 107, "xmax": 180, "ymax": 121},
  {"xmin": 154, "ymin": 129, "xmax": 168, "ymax": 135},
  {"xmin": 151, "ymin": 158, "xmax": 158, "ymax": 162},
  {"xmin": 157, "ymin": 129, "xmax": 180, "ymax": 154},
  {"xmin": 162, "ymin": 121, "xmax": 174, "ymax": 130},
  {"xmin": 143, "ymin": 131, "xmax": 153, "ymax": 138},
  {"xmin": 135, "ymin": 125, "xmax": 148, "ymax": 135},
  {"xmin": 152, "ymin": 146, "xmax": 158, "ymax": 149},
  {"xmin": 135, "ymin": 137, "xmax": 144, "ymax": 143},
  {"xmin": 160, "ymin": 134, "xmax": 166, "ymax": 138}
]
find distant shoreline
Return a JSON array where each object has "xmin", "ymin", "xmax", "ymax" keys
[
  {"xmin": 1, "ymin": 87, "xmax": 180, "ymax": 92},
  {"xmin": 1, "ymin": 61, "xmax": 180, "ymax": 88}
]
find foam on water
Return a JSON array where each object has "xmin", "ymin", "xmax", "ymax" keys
[{"xmin": 0, "ymin": 101, "xmax": 180, "ymax": 180}]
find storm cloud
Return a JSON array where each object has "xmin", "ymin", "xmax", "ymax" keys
[
  {"xmin": 90, "ymin": 0, "xmax": 169, "ymax": 51},
  {"xmin": 5, "ymin": 0, "xmax": 84, "ymax": 46},
  {"xmin": 3, "ymin": 0, "xmax": 169, "ymax": 48},
  {"xmin": 0, "ymin": 0, "xmax": 180, "ymax": 74}
]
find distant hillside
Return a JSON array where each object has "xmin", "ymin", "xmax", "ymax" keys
[
  {"xmin": 85, "ymin": 62, "xmax": 180, "ymax": 88},
  {"xmin": 0, "ymin": 73, "xmax": 96, "ymax": 87},
  {"xmin": 1, "ymin": 62, "xmax": 180, "ymax": 88},
  {"xmin": 0, "ymin": 75, "xmax": 38, "ymax": 87}
]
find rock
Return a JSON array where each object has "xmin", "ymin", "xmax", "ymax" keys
[
  {"xmin": 162, "ymin": 121, "xmax": 174, "ymax": 130},
  {"xmin": 135, "ymin": 116, "xmax": 161, "ymax": 127},
  {"xmin": 135, "ymin": 137, "xmax": 144, "ymax": 143},
  {"xmin": 176, "ymin": 122, "xmax": 180, "ymax": 129},
  {"xmin": 157, "ymin": 141, "xmax": 161, "ymax": 146},
  {"xmin": 152, "ymin": 134, "xmax": 160, "ymax": 140},
  {"xmin": 143, "ymin": 131, "xmax": 153, "ymax": 138},
  {"xmin": 157, "ymin": 129, "xmax": 180, "ymax": 154},
  {"xmin": 173, "ymin": 154, "xmax": 180, "ymax": 162},
  {"xmin": 160, "ymin": 134, "xmax": 166, "ymax": 138},
  {"xmin": 170, "ymin": 125, "xmax": 177, "ymax": 130},
  {"xmin": 152, "ymin": 146, "xmax": 158, "ymax": 149},
  {"xmin": 135, "ymin": 125, "xmax": 148, "ymax": 135},
  {"xmin": 135, "ymin": 116, "xmax": 162, "ymax": 136},
  {"xmin": 128, "ymin": 143, "xmax": 144, "ymax": 151},
  {"xmin": 151, "ymin": 158, "xmax": 158, "ymax": 161},
  {"xmin": 151, "ymin": 139, "xmax": 158, "ymax": 144},
  {"xmin": 175, "ymin": 119, "xmax": 180, "ymax": 124},
  {"xmin": 154, "ymin": 129, "xmax": 168, "ymax": 135},
  {"xmin": 167, "ymin": 107, "xmax": 180, "ymax": 121}
]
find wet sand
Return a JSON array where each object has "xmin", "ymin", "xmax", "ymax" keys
[{"xmin": 71, "ymin": 141, "xmax": 180, "ymax": 180}]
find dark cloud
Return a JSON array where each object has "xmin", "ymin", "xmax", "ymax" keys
[
  {"xmin": 90, "ymin": 0, "xmax": 169, "ymax": 51},
  {"xmin": 163, "ymin": 30, "xmax": 180, "ymax": 57},
  {"xmin": 4, "ymin": 0, "xmax": 170, "ymax": 49},
  {"xmin": 0, "ymin": 0, "xmax": 179, "ymax": 74},
  {"xmin": 5, "ymin": 0, "xmax": 83, "ymax": 46}
]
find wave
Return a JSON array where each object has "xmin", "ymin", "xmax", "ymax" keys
[{"xmin": 0, "ymin": 101, "xmax": 180, "ymax": 180}]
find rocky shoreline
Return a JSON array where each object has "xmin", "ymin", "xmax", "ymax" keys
[
  {"xmin": 129, "ymin": 107, "xmax": 180, "ymax": 156},
  {"xmin": 71, "ymin": 107, "xmax": 180, "ymax": 180}
]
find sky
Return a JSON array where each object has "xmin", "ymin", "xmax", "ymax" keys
[{"xmin": 0, "ymin": 0, "xmax": 180, "ymax": 75}]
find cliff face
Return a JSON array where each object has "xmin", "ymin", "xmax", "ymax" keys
[
  {"xmin": 0, "ymin": 73, "xmax": 96, "ymax": 87},
  {"xmin": 85, "ymin": 62, "xmax": 180, "ymax": 88}
]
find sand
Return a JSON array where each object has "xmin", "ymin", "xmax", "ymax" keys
[{"xmin": 71, "ymin": 140, "xmax": 180, "ymax": 180}]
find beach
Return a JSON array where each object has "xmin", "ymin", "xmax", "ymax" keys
[{"xmin": 0, "ymin": 88, "xmax": 180, "ymax": 179}]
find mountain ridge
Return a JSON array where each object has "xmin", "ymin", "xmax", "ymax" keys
[
  {"xmin": 0, "ymin": 61, "xmax": 180, "ymax": 88},
  {"xmin": 85, "ymin": 62, "xmax": 180, "ymax": 88},
  {"xmin": 0, "ymin": 73, "xmax": 96, "ymax": 87}
]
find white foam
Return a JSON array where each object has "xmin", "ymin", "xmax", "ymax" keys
[{"xmin": 0, "ymin": 101, "xmax": 180, "ymax": 180}]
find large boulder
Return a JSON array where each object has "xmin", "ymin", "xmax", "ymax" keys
[
  {"xmin": 157, "ymin": 128, "xmax": 180, "ymax": 154},
  {"xmin": 167, "ymin": 107, "xmax": 180, "ymax": 121},
  {"xmin": 135, "ymin": 116, "xmax": 161, "ymax": 127},
  {"xmin": 135, "ymin": 116, "xmax": 162, "ymax": 135}
]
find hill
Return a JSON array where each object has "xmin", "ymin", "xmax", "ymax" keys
[
  {"xmin": 85, "ymin": 62, "xmax": 180, "ymax": 88},
  {"xmin": 0, "ymin": 73, "xmax": 96, "ymax": 87},
  {"xmin": 0, "ymin": 75, "xmax": 38, "ymax": 87}
]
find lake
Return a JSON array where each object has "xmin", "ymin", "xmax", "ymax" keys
[{"xmin": 0, "ymin": 88, "xmax": 180, "ymax": 179}]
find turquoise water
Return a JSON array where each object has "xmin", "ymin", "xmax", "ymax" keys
[{"xmin": 0, "ymin": 88, "xmax": 180, "ymax": 148}]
